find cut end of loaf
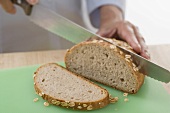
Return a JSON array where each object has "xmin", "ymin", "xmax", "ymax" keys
[
  {"xmin": 65, "ymin": 40, "xmax": 145, "ymax": 94},
  {"xmin": 34, "ymin": 63, "xmax": 110, "ymax": 110}
]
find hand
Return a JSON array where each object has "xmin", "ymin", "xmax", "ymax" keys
[
  {"xmin": 0, "ymin": 0, "xmax": 38, "ymax": 14},
  {"xmin": 97, "ymin": 5, "xmax": 150, "ymax": 59}
]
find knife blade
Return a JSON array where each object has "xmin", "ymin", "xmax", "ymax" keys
[{"xmin": 12, "ymin": 0, "xmax": 170, "ymax": 83}]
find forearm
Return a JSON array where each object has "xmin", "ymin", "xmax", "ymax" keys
[{"xmin": 99, "ymin": 5, "xmax": 123, "ymax": 27}]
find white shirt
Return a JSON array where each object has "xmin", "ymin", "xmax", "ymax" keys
[{"xmin": 0, "ymin": 0, "xmax": 125, "ymax": 53}]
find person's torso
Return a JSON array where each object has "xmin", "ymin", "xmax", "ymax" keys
[{"xmin": 0, "ymin": 0, "xmax": 84, "ymax": 53}]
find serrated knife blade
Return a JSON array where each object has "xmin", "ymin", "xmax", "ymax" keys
[{"xmin": 13, "ymin": 1, "xmax": 170, "ymax": 83}]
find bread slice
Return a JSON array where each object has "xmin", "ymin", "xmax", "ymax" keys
[
  {"xmin": 65, "ymin": 39, "xmax": 145, "ymax": 94},
  {"xmin": 33, "ymin": 63, "xmax": 110, "ymax": 110}
]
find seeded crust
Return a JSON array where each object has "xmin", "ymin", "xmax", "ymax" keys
[
  {"xmin": 65, "ymin": 38, "xmax": 145, "ymax": 94},
  {"xmin": 34, "ymin": 63, "xmax": 110, "ymax": 110}
]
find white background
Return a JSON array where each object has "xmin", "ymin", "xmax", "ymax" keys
[{"xmin": 126, "ymin": 0, "xmax": 170, "ymax": 45}]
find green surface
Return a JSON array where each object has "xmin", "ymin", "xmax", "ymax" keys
[{"xmin": 0, "ymin": 62, "xmax": 170, "ymax": 113}]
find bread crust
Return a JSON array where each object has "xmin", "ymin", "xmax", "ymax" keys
[
  {"xmin": 65, "ymin": 39, "xmax": 145, "ymax": 94},
  {"xmin": 34, "ymin": 63, "xmax": 110, "ymax": 110}
]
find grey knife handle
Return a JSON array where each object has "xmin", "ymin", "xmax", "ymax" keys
[{"xmin": 11, "ymin": 0, "xmax": 33, "ymax": 15}]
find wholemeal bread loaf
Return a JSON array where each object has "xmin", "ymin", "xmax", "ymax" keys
[
  {"xmin": 65, "ymin": 38, "xmax": 145, "ymax": 94},
  {"xmin": 33, "ymin": 63, "xmax": 110, "ymax": 110}
]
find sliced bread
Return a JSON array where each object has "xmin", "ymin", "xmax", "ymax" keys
[
  {"xmin": 33, "ymin": 63, "xmax": 110, "ymax": 110},
  {"xmin": 65, "ymin": 39, "xmax": 145, "ymax": 94}
]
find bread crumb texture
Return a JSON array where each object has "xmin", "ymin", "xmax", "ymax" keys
[
  {"xmin": 65, "ymin": 39, "xmax": 145, "ymax": 94},
  {"xmin": 34, "ymin": 63, "xmax": 110, "ymax": 110}
]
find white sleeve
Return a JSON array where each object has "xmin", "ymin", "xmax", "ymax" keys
[{"xmin": 86, "ymin": 0, "xmax": 126, "ymax": 28}]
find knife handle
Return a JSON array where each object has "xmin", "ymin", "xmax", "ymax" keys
[{"xmin": 11, "ymin": 0, "xmax": 33, "ymax": 15}]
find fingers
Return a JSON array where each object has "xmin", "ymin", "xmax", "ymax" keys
[
  {"xmin": 0, "ymin": 0, "xmax": 16, "ymax": 14},
  {"xmin": 133, "ymin": 26, "xmax": 150, "ymax": 59},
  {"xmin": 117, "ymin": 22, "xmax": 141, "ymax": 54},
  {"xmin": 26, "ymin": 0, "xmax": 38, "ymax": 5},
  {"xmin": 0, "ymin": 0, "xmax": 38, "ymax": 14},
  {"xmin": 139, "ymin": 38, "xmax": 150, "ymax": 59},
  {"xmin": 97, "ymin": 20, "xmax": 150, "ymax": 59}
]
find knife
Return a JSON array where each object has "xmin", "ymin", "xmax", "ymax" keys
[{"xmin": 12, "ymin": 0, "xmax": 170, "ymax": 83}]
